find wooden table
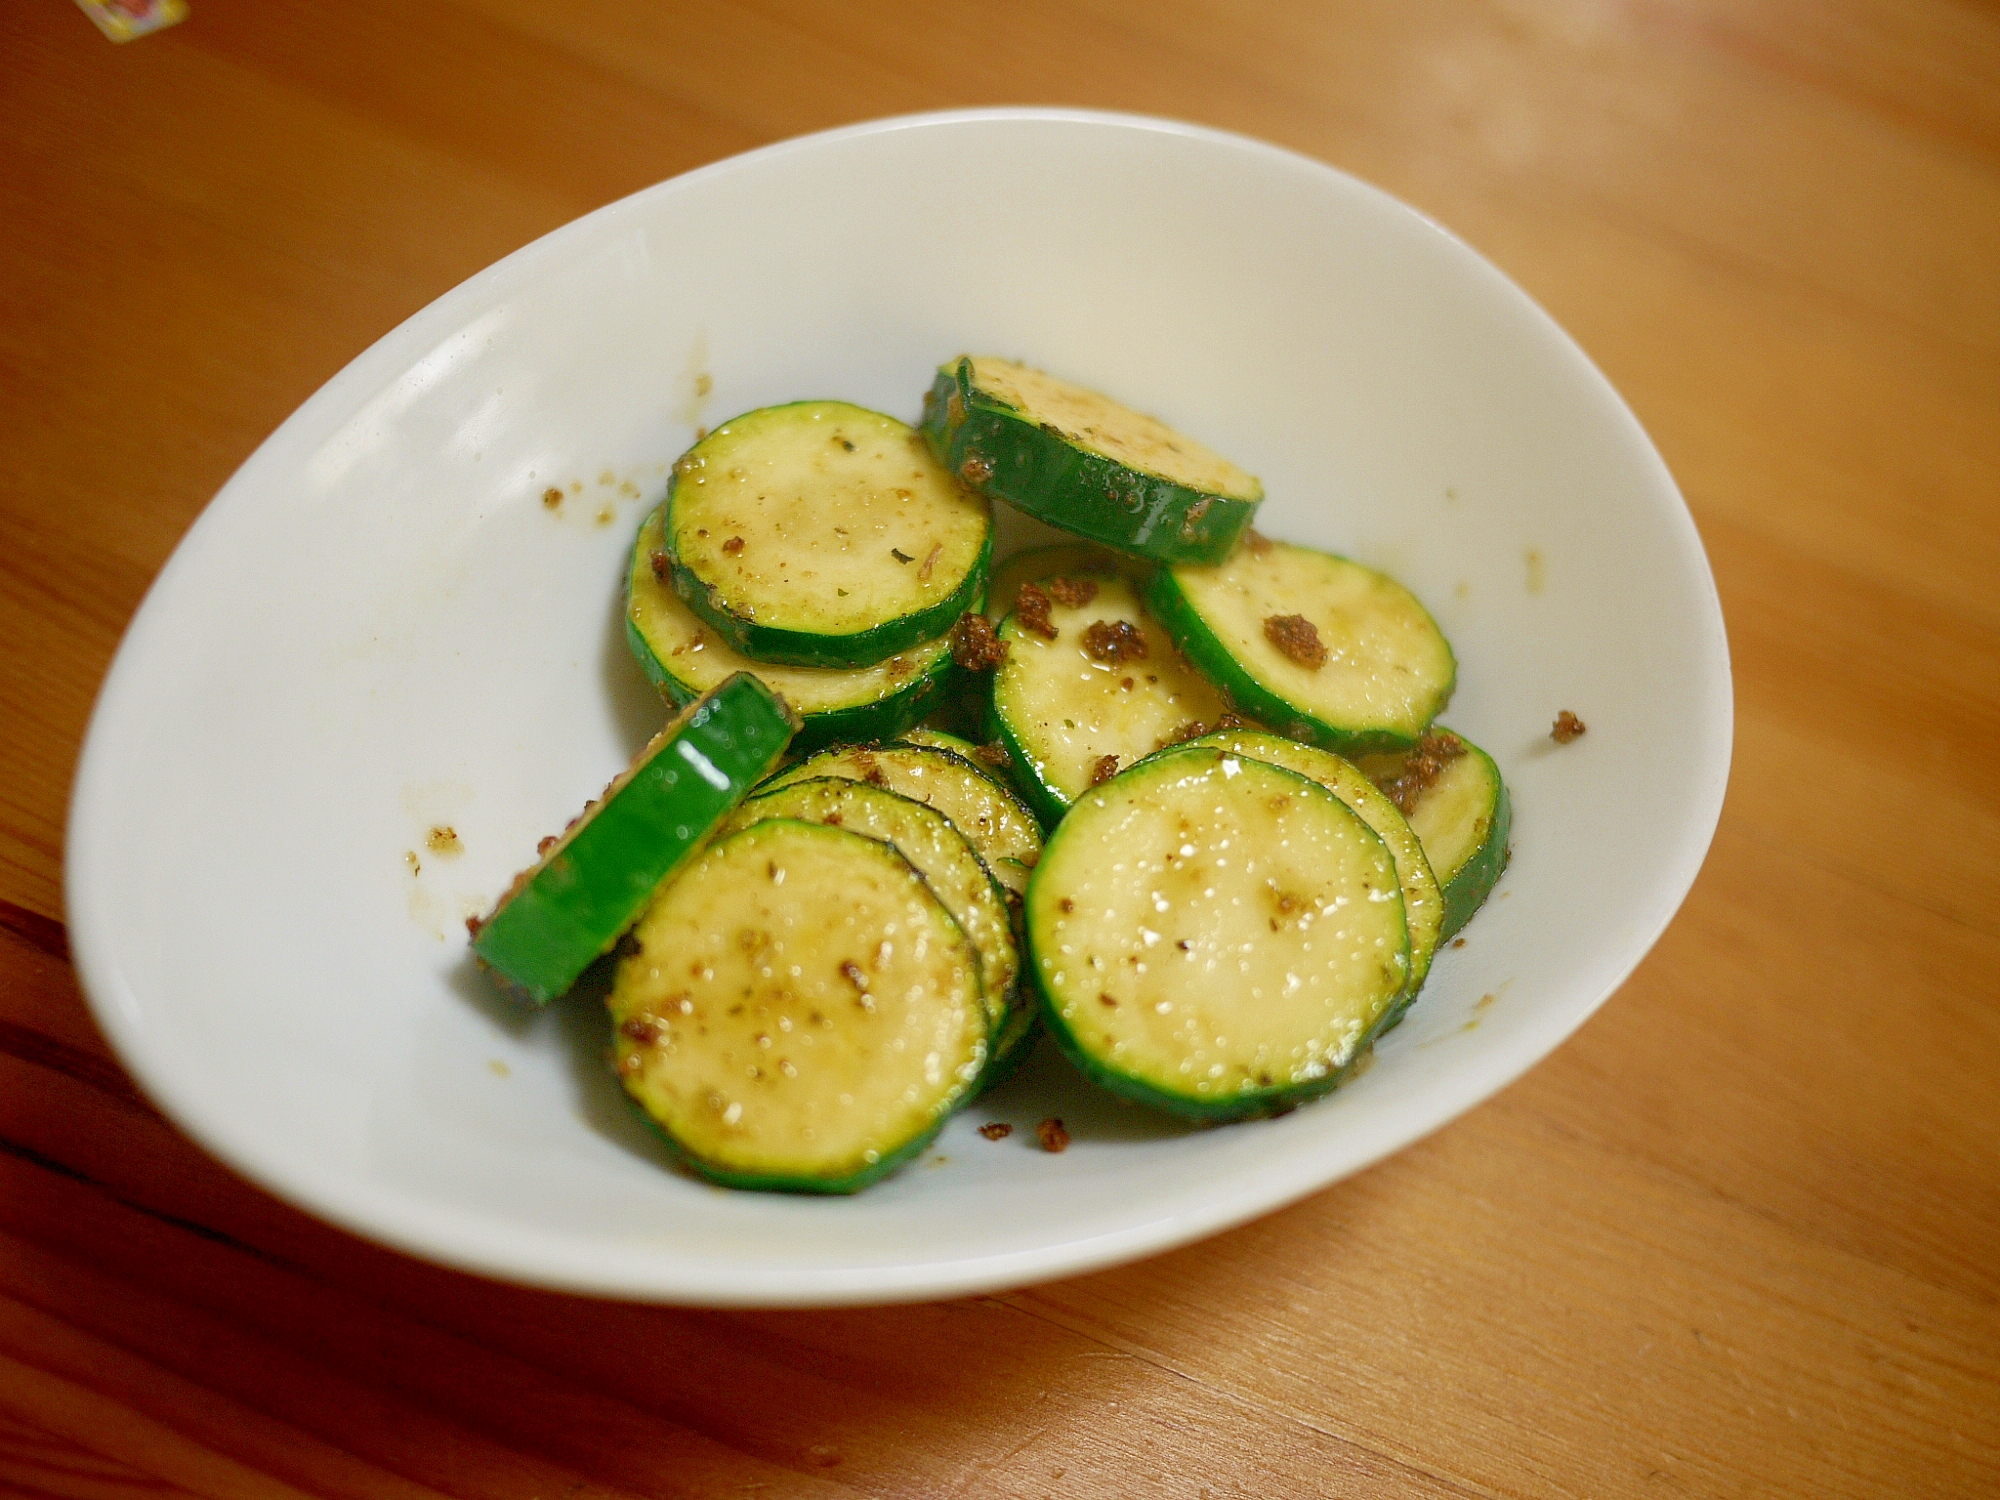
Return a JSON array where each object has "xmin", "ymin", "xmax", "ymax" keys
[{"xmin": 4, "ymin": 2, "xmax": 1996, "ymax": 1494}]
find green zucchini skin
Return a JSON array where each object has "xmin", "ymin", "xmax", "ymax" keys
[
  {"xmin": 665, "ymin": 401, "xmax": 992, "ymax": 668},
  {"xmin": 1026, "ymin": 747, "xmax": 1408, "ymax": 1122},
  {"xmin": 626, "ymin": 505, "xmax": 960, "ymax": 754},
  {"xmin": 1146, "ymin": 542, "xmax": 1456, "ymax": 756},
  {"xmin": 921, "ymin": 359, "xmax": 1261, "ymax": 567},
  {"xmin": 610, "ymin": 818, "xmax": 987, "ymax": 1193},
  {"xmin": 470, "ymin": 673, "xmax": 797, "ymax": 1004},
  {"xmin": 1359, "ymin": 731, "xmax": 1511, "ymax": 939}
]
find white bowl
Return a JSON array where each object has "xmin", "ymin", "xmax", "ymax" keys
[{"xmin": 67, "ymin": 109, "xmax": 1730, "ymax": 1305}]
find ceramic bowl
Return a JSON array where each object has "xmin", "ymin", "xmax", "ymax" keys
[{"xmin": 68, "ymin": 110, "xmax": 1730, "ymax": 1305}]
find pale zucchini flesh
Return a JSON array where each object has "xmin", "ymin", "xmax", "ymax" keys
[
  {"xmin": 1169, "ymin": 728, "xmax": 1442, "ymax": 1013},
  {"xmin": 667, "ymin": 401, "xmax": 991, "ymax": 667},
  {"xmin": 1029, "ymin": 748, "xmax": 1409, "ymax": 1119},
  {"xmin": 611, "ymin": 819, "xmax": 986, "ymax": 1192},
  {"xmin": 627, "ymin": 505, "xmax": 955, "ymax": 751},
  {"xmin": 989, "ymin": 571, "xmax": 1230, "ymax": 825},
  {"xmin": 720, "ymin": 777, "xmax": 1020, "ymax": 1042},
  {"xmin": 1150, "ymin": 539, "xmax": 1455, "ymax": 754}
]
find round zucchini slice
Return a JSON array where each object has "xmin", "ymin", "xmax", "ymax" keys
[
  {"xmin": 664, "ymin": 401, "xmax": 991, "ymax": 668},
  {"xmin": 1148, "ymin": 536, "xmax": 1455, "ymax": 755},
  {"xmin": 470, "ymin": 673, "xmax": 797, "ymax": 1004},
  {"xmin": 1357, "ymin": 729, "xmax": 1511, "ymax": 939},
  {"xmin": 1028, "ymin": 747, "xmax": 1409, "ymax": 1120},
  {"xmin": 627, "ymin": 505, "xmax": 956, "ymax": 753},
  {"xmin": 759, "ymin": 742, "xmax": 1043, "ymax": 893},
  {"xmin": 988, "ymin": 569, "xmax": 1231, "ymax": 826},
  {"xmin": 719, "ymin": 776, "xmax": 1020, "ymax": 1045},
  {"xmin": 1165, "ymin": 728, "xmax": 1442, "ymax": 1019},
  {"xmin": 921, "ymin": 357, "xmax": 1262, "ymax": 566},
  {"xmin": 610, "ymin": 819, "xmax": 987, "ymax": 1193}
]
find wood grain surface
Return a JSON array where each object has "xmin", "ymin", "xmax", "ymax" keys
[{"xmin": 4, "ymin": 1, "xmax": 1997, "ymax": 1494}]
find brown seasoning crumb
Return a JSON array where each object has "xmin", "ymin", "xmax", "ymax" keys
[
  {"xmin": 950, "ymin": 611, "xmax": 1009, "ymax": 671},
  {"xmin": 1014, "ymin": 581, "xmax": 1058, "ymax": 640},
  {"xmin": 978, "ymin": 1122, "xmax": 1013, "ymax": 1141},
  {"xmin": 1036, "ymin": 1117, "xmax": 1071, "ymax": 1153},
  {"xmin": 542, "ymin": 487, "xmax": 563, "ymax": 509},
  {"xmin": 619, "ymin": 1016, "xmax": 665, "ymax": 1046},
  {"xmin": 975, "ymin": 740, "xmax": 1010, "ymax": 767},
  {"xmin": 1089, "ymin": 753, "xmax": 1120, "ymax": 786},
  {"xmin": 1552, "ymin": 710, "xmax": 1587, "ymax": 743},
  {"xmin": 722, "ymin": 536, "xmax": 744, "ymax": 555},
  {"xmin": 1082, "ymin": 619, "xmax": 1148, "ymax": 664},
  {"xmin": 1263, "ymin": 614, "xmax": 1326, "ymax": 669},
  {"xmin": 1044, "ymin": 575, "xmax": 1099, "ymax": 608},
  {"xmin": 1374, "ymin": 731, "xmax": 1466, "ymax": 815}
]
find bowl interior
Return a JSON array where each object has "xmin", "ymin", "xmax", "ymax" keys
[{"xmin": 68, "ymin": 110, "xmax": 1729, "ymax": 1304}]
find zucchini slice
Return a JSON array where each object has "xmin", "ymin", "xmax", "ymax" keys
[
  {"xmin": 719, "ymin": 776, "xmax": 1020, "ymax": 1046},
  {"xmin": 759, "ymin": 742, "xmax": 1043, "ymax": 893},
  {"xmin": 610, "ymin": 819, "xmax": 986, "ymax": 1193},
  {"xmin": 1167, "ymin": 728, "xmax": 1442, "ymax": 1017},
  {"xmin": 664, "ymin": 401, "xmax": 991, "ymax": 668},
  {"xmin": 1148, "ymin": 537, "xmax": 1455, "ymax": 755},
  {"xmin": 627, "ymin": 505, "xmax": 956, "ymax": 753},
  {"xmin": 921, "ymin": 357, "xmax": 1262, "ymax": 565},
  {"xmin": 1357, "ymin": 730, "xmax": 1511, "ymax": 939},
  {"xmin": 1028, "ymin": 747, "xmax": 1409, "ymax": 1120},
  {"xmin": 988, "ymin": 569, "xmax": 1231, "ymax": 826},
  {"xmin": 470, "ymin": 673, "xmax": 796, "ymax": 1004}
]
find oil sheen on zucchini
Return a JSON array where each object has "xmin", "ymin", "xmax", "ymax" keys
[
  {"xmin": 665, "ymin": 401, "xmax": 991, "ymax": 668},
  {"xmin": 922, "ymin": 357, "xmax": 1261, "ymax": 566},
  {"xmin": 719, "ymin": 776, "xmax": 1021, "ymax": 1045},
  {"xmin": 1357, "ymin": 729, "xmax": 1511, "ymax": 939},
  {"xmin": 470, "ymin": 673, "xmax": 796, "ymax": 1004},
  {"xmin": 988, "ymin": 569, "xmax": 1230, "ymax": 826},
  {"xmin": 610, "ymin": 819, "xmax": 986, "ymax": 1193},
  {"xmin": 628, "ymin": 505, "xmax": 956, "ymax": 753},
  {"xmin": 1149, "ymin": 537, "xmax": 1455, "ymax": 754},
  {"xmin": 1167, "ymin": 728, "xmax": 1442, "ymax": 1018},
  {"xmin": 1028, "ymin": 747, "xmax": 1409, "ymax": 1120}
]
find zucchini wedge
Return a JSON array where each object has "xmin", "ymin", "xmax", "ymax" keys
[
  {"xmin": 922, "ymin": 357, "xmax": 1261, "ymax": 566},
  {"xmin": 1164, "ymin": 728, "xmax": 1442, "ymax": 1019},
  {"xmin": 1148, "ymin": 536, "xmax": 1455, "ymax": 755},
  {"xmin": 1027, "ymin": 747, "xmax": 1409, "ymax": 1121},
  {"xmin": 718, "ymin": 776, "xmax": 1021, "ymax": 1048},
  {"xmin": 610, "ymin": 819, "xmax": 987, "ymax": 1193},
  {"xmin": 1357, "ymin": 729, "xmax": 1511, "ymax": 939},
  {"xmin": 664, "ymin": 401, "xmax": 991, "ymax": 668},
  {"xmin": 627, "ymin": 505, "xmax": 956, "ymax": 753},
  {"xmin": 470, "ymin": 673, "xmax": 796, "ymax": 1004},
  {"xmin": 988, "ymin": 568, "xmax": 1231, "ymax": 826}
]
